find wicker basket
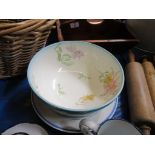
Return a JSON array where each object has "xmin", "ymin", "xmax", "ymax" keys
[{"xmin": 0, "ymin": 19, "xmax": 56, "ymax": 79}]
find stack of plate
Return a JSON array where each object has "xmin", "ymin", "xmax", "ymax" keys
[
  {"xmin": 31, "ymin": 92, "xmax": 118, "ymax": 133},
  {"xmin": 27, "ymin": 41, "xmax": 124, "ymax": 133}
]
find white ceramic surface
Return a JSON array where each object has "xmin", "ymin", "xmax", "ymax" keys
[
  {"xmin": 28, "ymin": 41, "xmax": 124, "ymax": 112},
  {"xmin": 31, "ymin": 92, "xmax": 118, "ymax": 133},
  {"xmin": 2, "ymin": 123, "xmax": 48, "ymax": 135},
  {"xmin": 98, "ymin": 120, "xmax": 141, "ymax": 135}
]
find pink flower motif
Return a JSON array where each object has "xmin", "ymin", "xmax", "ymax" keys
[
  {"xmin": 104, "ymin": 79, "xmax": 117, "ymax": 95},
  {"xmin": 72, "ymin": 50, "xmax": 84, "ymax": 59},
  {"xmin": 66, "ymin": 46, "xmax": 75, "ymax": 53},
  {"xmin": 66, "ymin": 45, "xmax": 84, "ymax": 59}
]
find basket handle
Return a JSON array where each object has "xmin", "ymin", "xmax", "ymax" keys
[
  {"xmin": 36, "ymin": 19, "xmax": 56, "ymax": 31},
  {"xmin": 13, "ymin": 20, "xmax": 49, "ymax": 34},
  {"xmin": 0, "ymin": 20, "xmax": 38, "ymax": 36},
  {"xmin": 0, "ymin": 20, "xmax": 49, "ymax": 36},
  {"xmin": 0, "ymin": 20, "xmax": 35, "ymax": 29}
]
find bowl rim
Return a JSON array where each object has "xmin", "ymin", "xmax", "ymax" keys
[{"xmin": 27, "ymin": 41, "xmax": 124, "ymax": 113}]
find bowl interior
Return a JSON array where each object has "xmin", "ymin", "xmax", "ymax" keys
[{"xmin": 28, "ymin": 41, "xmax": 124, "ymax": 111}]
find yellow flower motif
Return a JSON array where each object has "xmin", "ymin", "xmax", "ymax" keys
[
  {"xmin": 80, "ymin": 95, "xmax": 95, "ymax": 102},
  {"xmin": 102, "ymin": 73, "xmax": 113, "ymax": 85},
  {"xmin": 99, "ymin": 69, "xmax": 120, "ymax": 98}
]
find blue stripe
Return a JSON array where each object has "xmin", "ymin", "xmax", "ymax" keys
[{"xmin": 32, "ymin": 96, "xmax": 118, "ymax": 133}]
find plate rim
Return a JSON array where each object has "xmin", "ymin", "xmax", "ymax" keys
[{"xmin": 31, "ymin": 94, "xmax": 118, "ymax": 133}]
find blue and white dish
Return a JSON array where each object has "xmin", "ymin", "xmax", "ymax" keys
[
  {"xmin": 31, "ymin": 92, "xmax": 118, "ymax": 133},
  {"xmin": 28, "ymin": 41, "xmax": 124, "ymax": 117}
]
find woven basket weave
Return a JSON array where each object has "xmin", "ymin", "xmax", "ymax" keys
[{"xmin": 0, "ymin": 19, "xmax": 56, "ymax": 79}]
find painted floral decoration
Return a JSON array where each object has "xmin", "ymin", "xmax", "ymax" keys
[
  {"xmin": 77, "ymin": 94, "xmax": 95, "ymax": 105},
  {"xmin": 99, "ymin": 68, "xmax": 119, "ymax": 97},
  {"xmin": 55, "ymin": 44, "xmax": 74, "ymax": 66},
  {"xmin": 78, "ymin": 72, "xmax": 91, "ymax": 80},
  {"xmin": 66, "ymin": 45, "xmax": 85, "ymax": 60},
  {"xmin": 55, "ymin": 44, "xmax": 85, "ymax": 66},
  {"xmin": 57, "ymin": 83, "xmax": 65, "ymax": 96}
]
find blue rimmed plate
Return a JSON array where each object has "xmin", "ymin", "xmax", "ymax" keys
[{"xmin": 31, "ymin": 92, "xmax": 118, "ymax": 133}]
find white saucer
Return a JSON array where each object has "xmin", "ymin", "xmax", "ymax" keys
[
  {"xmin": 98, "ymin": 120, "xmax": 141, "ymax": 135},
  {"xmin": 32, "ymin": 94, "xmax": 118, "ymax": 133},
  {"xmin": 2, "ymin": 123, "xmax": 48, "ymax": 135}
]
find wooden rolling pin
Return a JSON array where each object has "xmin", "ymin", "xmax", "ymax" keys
[
  {"xmin": 142, "ymin": 58, "xmax": 155, "ymax": 110},
  {"xmin": 126, "ymin": 51, "xmax": 155, "ymax": 134}
]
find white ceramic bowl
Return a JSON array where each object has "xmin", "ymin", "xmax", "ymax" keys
[{"xmin": 27, "ymin": 41, "xmax": 124, "ymax": 116}]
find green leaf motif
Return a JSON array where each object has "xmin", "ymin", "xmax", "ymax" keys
[
  {"xmin": 78, "ymin": 73, "xmax": 91, "ymax": 80},
  {"xmin": 57, "ymin": 84, "xmax": 65, "ymax": 96},
  {"xmin": 55, "ymin": 45, "xmax": 62, "ymax": 62},
  {"xmin": 55, "ymin": 44, "xmax": 74, "ymax": 66},
  {"xmin": 62, "ymin": 61, "xmax": 73, "ymax": 66},
  {"xmin": 62, "ymin": 54, "xmax": 72, "ymax": 61}
]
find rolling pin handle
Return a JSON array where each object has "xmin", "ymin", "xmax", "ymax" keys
[
  {"xmin": 143, "ymin": 58, "xmax": 148, "ymax": 63},
  {"xmin": 128, "ymin": 50, "xmax": 135, "ymax": 62},
  {"xmin": 140, "ymin": 125, "xmax": 151, "ymax": 135}
]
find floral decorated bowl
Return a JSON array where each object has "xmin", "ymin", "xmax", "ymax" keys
[{"xmin": 27, "ymin": 41, "xmax": 124, "ymax": 117}]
